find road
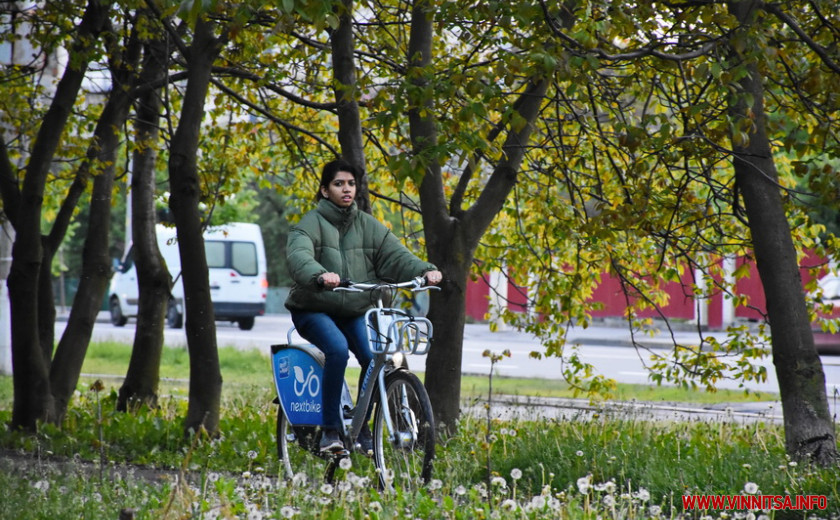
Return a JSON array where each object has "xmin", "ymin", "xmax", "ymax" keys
[{"xmin": 60, "ymin": 312, "xmax": 840, "ymax": 399}]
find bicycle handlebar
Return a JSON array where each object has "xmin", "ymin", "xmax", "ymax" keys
[{"xmin": 333, "ymin": 277, "xmax": 440, "ymax": 293}]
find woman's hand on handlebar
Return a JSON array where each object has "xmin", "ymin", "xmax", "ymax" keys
[
  {"xmin": 317, "ymin": 272, "xmax": 342, "ymax": 289},
  {"xmin": 424, "ymin": 270, "xmax": 443, "ymax": 286}
]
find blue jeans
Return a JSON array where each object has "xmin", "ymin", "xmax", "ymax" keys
[{"xmin": 290, "ymin": 311, "xmax": 373, "ymax": 430}]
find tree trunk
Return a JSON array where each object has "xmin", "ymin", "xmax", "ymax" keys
[
  {"xmin": 50, "ymin": 26, "xmax": 139, "ymax": 422},
  {"xmin": 5, "ymin": 0, "xmax": 109, "ymax": 430},
  {"xmin": 728, "ymin": 1, "xmax": 837, "ymax": 464},
  {"xmin": 119, "ymin": 28, "xmax": 170, "ymax": 411},
  {"xmin": 168, "ymin": 16, "xmax": 224, "ymax": 436},
  {"xmin": 330, "ymin": 0, "xmax": 370, "ymax": 213},
  {"xmin": 407, "ymin": 0, "xmax": 552, "ymax": 431},
  {"xmin": 424, "ymin": 227, "xmax": 471, "ymax": 431}
]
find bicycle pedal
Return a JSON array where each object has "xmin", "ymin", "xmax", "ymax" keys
[{"xmin": 328, "ymin": 448, "xmax": 350, "ymax": 458}]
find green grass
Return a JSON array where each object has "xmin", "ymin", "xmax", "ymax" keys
[
  {"xmin": 8, "ymin": 340, "xmax": 777, "ymax": 407},
  {"xmin": 0, "ymin": 381, "xmax": 836, "ymax": 519},
  {"xmin": 5, "ymin": 341, "xmax": 833, "ymax": 520}
]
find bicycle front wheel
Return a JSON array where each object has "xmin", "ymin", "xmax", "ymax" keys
[{"xmin": 372, "ymin": 370, "xmax": 435, "ymax": 490}]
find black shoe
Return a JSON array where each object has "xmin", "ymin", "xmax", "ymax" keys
[
  {"xmin": 357, "ymin": 425, "xmax": 373, "ymax": 456},
  {"xmin": 319, "ymin": 429, "xmax": 344, "ymax": 453}
]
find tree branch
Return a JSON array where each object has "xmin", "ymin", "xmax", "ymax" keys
[{"xmin": 763, "ymin": 3, "xmax": 840, "ymax": 75}]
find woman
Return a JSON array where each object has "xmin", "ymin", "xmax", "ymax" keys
[{"xmin": 285, "ymin": 159, "xmax": 443, "ymax": 453}]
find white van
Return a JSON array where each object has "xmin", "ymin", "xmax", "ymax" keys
[{"xmin": 108, "ymin": 222, "xmax": 268, "ymax": 330}]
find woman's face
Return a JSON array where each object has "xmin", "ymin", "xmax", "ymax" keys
[{"xmin": 320, "ymin": 170, "xmax": 356, "ymax": 208}]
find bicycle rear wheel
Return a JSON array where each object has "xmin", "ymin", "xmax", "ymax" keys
[
  {"xmin": 276, "ymin": 406, "xmax": 327, "ymax": 481},
  {"xmin": 372, "ymin": 370, "xmax": 435, "ymax": 490}
]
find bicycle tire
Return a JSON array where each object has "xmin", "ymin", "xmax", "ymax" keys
[
  {"xmin": 372, "ymin": 369, "xmax": 435, "ymax": 490},
  {"xmin": 276, "ymin": 405, "xmax": 324, "ymax": 481}
]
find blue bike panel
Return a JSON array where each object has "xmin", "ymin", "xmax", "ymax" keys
[{"xmin": 272, "ymin": 345, "xmax": 324, "ymax": 426}]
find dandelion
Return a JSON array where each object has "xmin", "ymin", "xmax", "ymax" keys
[
  {"xmin": 280, "ymin": 506, "xmax": 297, "ymax": 518},
  {"xmin": 337, "ymin": 481, "xmax": 352, "ymax": 493},
  {"xmin": 291, "ymin": 472, "xmax": 307, "ymax": 487},
  {"xmin": 508, "ymin": 429, "xmax": 517, "ymax": 437},
  {"xmin": 382, "ymin": 468, "xmax": 395, "ymax": 483},
  {"xmin": 320, "ymin": 483, "xmax": 333, "ymax": 495},
  {"xmin": 788, "ymin": 461, "xmax": 797, "ymax": 468},
  {"xmin": 369, "ymin": 501, "xmax": 383, "ymax": 513},
  {"xmin": 757, "ymin": 515, "xmax": 770, "ymax": 520},
  {"xmin": 428, "ymin": 479, "xmax": 443, "ymax": 491},
  {"xmin": 242, "ymin": 471, "xmax": 252, "ymax": 479},
  {"xmin": 32, "ymin": 480, "xmax": 50, "ymax": 492},
  {"xmin": 635, "ymin": 488, "xmax": 650, "ymax": 502},
  {"xmin": 742, "ymin": 463, "xmax": 751, "ymax": 469},
  {"xmin": 339, "ymin": 457, "xmax": 352, "ymax": 470},
  {"xmin": 501, "ymin": 499, "xmax": 518, "ymax": 511},
  {"xmin": 247, "ymin": 450, "xmax": 258, "ymax": 460},
  {"xmin": 603, "ymin": 495, "xmax": 615, "ymax": 508},
  {"xmin": 575, "ymin": 450, "xmax": 584, "ymax": 457},
  {"xmin": 576, "ymin": 475, "xmax": 591, "ymax": 494},
  {"xmin": 491, "ymin": 476, "xmax": 507, "ymax": 488},
  {"xmin": 649, "ymin": 505, "xmax": 662, "ymax": 517},
  {"xmin": 511, "ymin": 468, "xmax": 522, "ymax": 480},
  {"xmin": 454, "ymin": 485, "xmax": 467, "ymax": 496},
  {"xmin": 744, "ymin": 482, "xmax": 759, "ymax": 495},
  {"xmin": 530, "ymin": 495, "xmax": 547, "ymax": 509}
]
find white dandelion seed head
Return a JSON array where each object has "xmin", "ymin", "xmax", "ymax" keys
[
  {"xmin": 247, "ymin": 450, "xmax": 258, "ymax": 460},
  {"xmin": 501, "ymin": 499, "xmax": 518, "ymax": 511},
  {"xmin": 338, "ymin": 481, "xmax": 352, "ymax": 493},
  {"xmin": 369, "ymin": 501, "xmax": 383, "ymax": 513},
  {"xmin": 320, "ymin": 483, "xmax": 333, "ymax": 494},
  {"xmin": 491, "ymin": 476, "xmax": 507, "ymax": 488},
  {"xmin": 291, "ymin": 472, "xmax": 307, "ymax": 487},
  {"xmin": 280, "ymin": 506, "xmax": 297, "ymax": 518},
  {"xmin": 339, "ymin": 457, "xmax": 352, "ymax": 470},
  {"xmin": 576, "ymin": 476, "xmax": 591, "ymax": 494},
  {"xmin": 603, "ymin": 495, "xmax": 615, "ymax": 507},
  {"xmin": 454, "ymin": 485, "xmax": 467, "ymax": 496},
  {"xmin": 382, "ymin": 468, "xmax": 395, "ymax": 483},
  {"xmin": 429, "ymin": 479, "xmax": 443, "ymax": 491},
  {"xmin": 649, "ymin": 505, "xmax": 662, "ymax": 517},
  {"xmin": 530, "ymin": 495, "xmax": 547, "ymax": 509},
  {"xmin": 511, "ymin": 468, "xmax": 522, "ymax": 480},
  {"xmin": 33, "ymin": 480, "xmax": 50, "ymax": 492},
  {"xmin": 241, "ymin": 471, "xmax": 252, "ymax": 479},
  {"xmin": 742, "ymin": 463, "xmax": 751, "ymax": 469},
  {"xmin": 575, "ymin": 450, "xmax": 584, "ymax": 457},
  {"xmin": 744, "ymin": 482, "xmax": 759, "ymax": 495},
  {"xmin": 635, "ymin": 487, "xmax": 650, "ymax": 502},
  {"xmin": 788, "ymin": 461, "xmax": 797, "ymax": 467}
]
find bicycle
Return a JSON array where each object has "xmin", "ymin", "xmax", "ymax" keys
[{"xmin": 270, "ymin": 277, "xmax": 438, "ymax": 490}]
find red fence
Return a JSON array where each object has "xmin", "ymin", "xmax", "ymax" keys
[{"xmin": 465, "ymin": 252, "xmax": 829, "ymax": 328}]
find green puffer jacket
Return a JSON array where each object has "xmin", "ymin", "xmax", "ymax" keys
[{"xmin": 284, "ymin": 199, "xmax": 437, "ymax": 317}]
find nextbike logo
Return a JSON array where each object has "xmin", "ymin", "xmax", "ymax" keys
[{"xmin": 294, "ymin": 365, "xmax": 320, "ymax": 398}]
